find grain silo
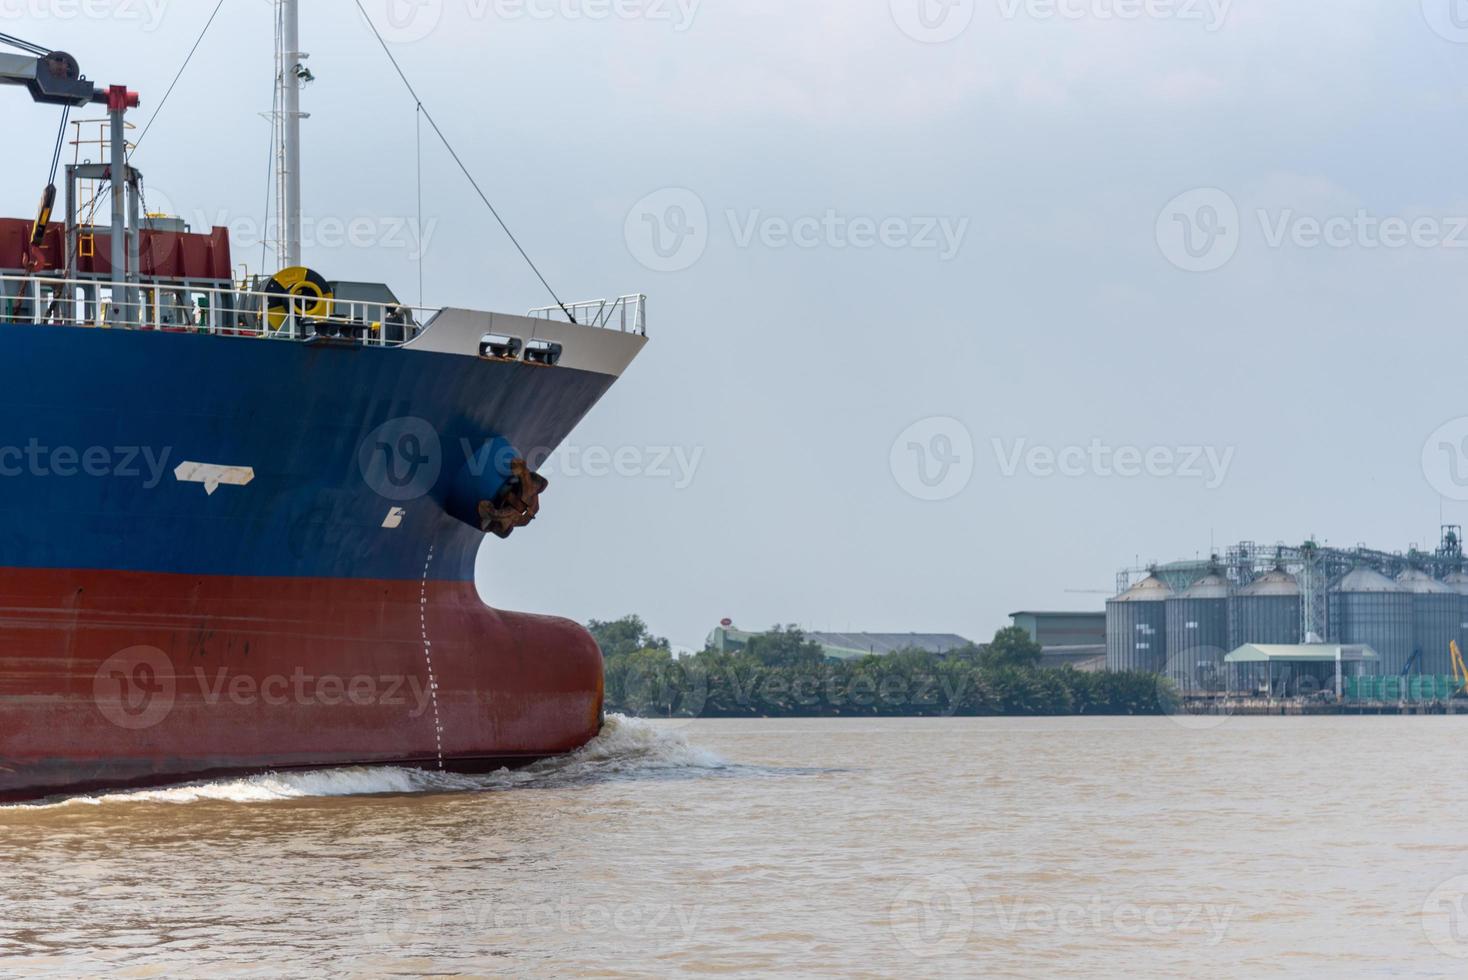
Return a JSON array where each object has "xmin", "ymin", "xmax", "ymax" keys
[
  {"xmin": 1232, "ymin": 568, "xmax": 1302, "ymax": 646},
  {"xmin": 1443, "ymin": 571, "xmax": 1468, "ymax": 659},
  {"xmin": 1330, "ymin": 568, "xmax": 1413, "ymax": 675},
  {"xmin": 1106, "ymin": 575, "xmax": 1172, "ymax": 674},
  {"xmin": 1231, "ymin": 567, "xmax": 1301, "ymax": 693},
  {"xmin": 1164, "ymin": 573, "xmax": 1229, "ymax": 691},
  {"xmin": 1404, "ymin": 570, "xmax": 1463, "ymax": 675}
]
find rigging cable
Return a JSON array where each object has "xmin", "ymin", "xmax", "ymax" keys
[
  {"xmin": 352, "ymin": 0, "xmax": 578, "ymax": 324},
  {"xmin": 0, "ymin": 32, "xmax": 48, "ymax": 56},
  {"xmin": 261, "ymin": 4, "xmax": 282, "ymax": 279},
  {"xmin": 416, "ymin": 103, "xmax": 424, "ymax": 309},
  {"xmin": 47, "ymin": 104, "xmax": 71, "ymax": 186},
  {"xmin": 130, "ymin": 0, "xmax": 227, "ymax": 160}
]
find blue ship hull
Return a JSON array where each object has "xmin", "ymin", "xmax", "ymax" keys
[{"xmin": 0, "ymin": 321, "xmax": 639, "ymax": 800}]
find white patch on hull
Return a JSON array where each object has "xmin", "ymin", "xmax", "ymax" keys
[
  {"xmin": 383, "ymin": 507, "xmax": 406, "ymax": 529},
  {"xmin": 174, "ymin": 462, "xmax": 256, "ymax": 496}
]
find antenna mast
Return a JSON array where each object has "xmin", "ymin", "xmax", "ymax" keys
[{"xmin": 274, "ymin": 0, "xmax": 306, "ymax": 269}]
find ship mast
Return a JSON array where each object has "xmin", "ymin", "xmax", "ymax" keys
[{"xmin": 274, "ymin": 0, "xmax": 305, "ymax": 270}]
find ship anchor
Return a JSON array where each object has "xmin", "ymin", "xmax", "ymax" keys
[{"xmin": 478, "ymin": 458, "xmax": 549, "ymax": 539}]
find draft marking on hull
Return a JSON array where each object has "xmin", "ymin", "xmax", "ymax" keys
[{"xmin": 173, "ymin": 462, "xmax": 256, "ymax": 496}]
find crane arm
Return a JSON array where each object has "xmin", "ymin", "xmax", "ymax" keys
[{"xmin": 0, "ymin": 49, "xmax": 104, "ymax": 107}]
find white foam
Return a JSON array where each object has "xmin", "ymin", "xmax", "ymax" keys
[{"xmin": 12, "ymin": 715, "xmax": 726, "ymax": 809}]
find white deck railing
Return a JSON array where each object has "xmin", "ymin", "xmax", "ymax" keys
[
  {"xmin": 2, "ymin": 274, "xmax": 649, "ymax": 346},
  {"xmin": 0, "ymin": 273, "xmax": 433, "ymax": 346},
  {"xmin": 529, "ymin": 294, "xmax": 646, "ymax": 335}
]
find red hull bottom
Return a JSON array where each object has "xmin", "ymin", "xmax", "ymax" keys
[{"xmin": 0, "ymin": 568, "xmax": 605, "ymax": 802}]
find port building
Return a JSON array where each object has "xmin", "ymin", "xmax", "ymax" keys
[
  {"xmin": 705, "ymin": 625, "xmax": 974, "ymax": 661},
  {"xmin": 1106, "ymin": 528, "xmax": 1468, "ymax": 692},
  {"xmin": 1008, "ymin": 611, "xmax": 1106, "ymax": 671}
]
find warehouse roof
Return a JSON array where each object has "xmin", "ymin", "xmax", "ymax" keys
[
  {"xmin": 1225, "ymin": 644, "xmax": 1379, "ymax": 663},
  {"xmin": 706, "ymin": 626, "xmax": 973, "ymax": 660},
  {"xmin": 807, "ymin": 632, "xmax": 973, "ymax": 659}
]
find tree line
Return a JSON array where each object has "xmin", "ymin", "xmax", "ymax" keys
[{"xmin": 587, "ymin": 617, "xmax": 1168, "ymax": 718}]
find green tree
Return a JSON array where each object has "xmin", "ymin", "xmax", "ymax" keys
[
  {"xmin": 979, "ymin": 625, "xmax": 1043, "ymax": 670},
  {"xmin": 743, "ymin": 625, "xmax": 826, "ymax": 667},
  {"xmin": 588, "ymin": 615, "xmax": 669, "ymax": 660}
]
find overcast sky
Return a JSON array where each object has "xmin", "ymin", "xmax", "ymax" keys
[{"xmin": 8, "ymin": 1, "xmax": 1468, "ymax": 650}]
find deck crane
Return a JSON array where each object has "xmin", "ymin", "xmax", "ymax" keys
[{"xmin": 0, "ymin": 33, "xmax": 138, "ymax": 316}]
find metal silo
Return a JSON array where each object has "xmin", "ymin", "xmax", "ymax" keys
[
  {"xmin": 1165, "ymin": 573, "xmax": 1229, "ymax": 692},
  {"xmin": 1329, "ymin": 568, "xmax": 1412, "ymax": 676},
  {"xmin": 1106, "ymin": 575, "xmax": 1172, "ymax": 674},
  {"xmin": 1443, "ymin": 572, "xmax": 1468, "ymax": 661},
  {"xmin": 1401, "ymin": 570, "xmax": 1460, "ymax": 676},
  {"xmin": 1231, "ymin": 567, "xmax": 1301, "ymax": 693}
]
